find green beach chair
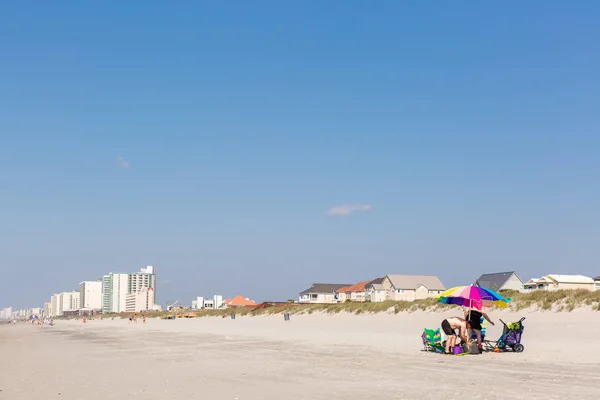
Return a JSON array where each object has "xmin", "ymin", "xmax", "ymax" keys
[{"xmin": 422, "ymin": 328, "xmax": 444, "ymax": 353}]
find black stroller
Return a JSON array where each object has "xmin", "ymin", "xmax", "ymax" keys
[{"xmin": 481, "ymin": 317, "xmax": 525, "ymax": 353}]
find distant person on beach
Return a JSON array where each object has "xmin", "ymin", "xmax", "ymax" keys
[
  {"xmin": 129, "ymin": 316, "xmax": 132, "ymax": 324},
  {"xmin": 142, "ymin": 315, "xmax": 146, "ymax": 324},
  {"xmin": 464, "ymin": 308, "xmax": 494, "ymax": 348},
  {"xmin": 441, "ymin": 317, "xmax": 469, "ymax": 354},
  {"xmin": 134, "ymin": 314, "xmax": 138, "ymax": 324}
]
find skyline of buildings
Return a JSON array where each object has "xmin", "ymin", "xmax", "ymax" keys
[{"xmin": 0, "ymin": 265, "xmax": 161, "ymax": 319}]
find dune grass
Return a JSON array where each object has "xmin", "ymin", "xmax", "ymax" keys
[
  {"xmin": 502, "ymin": 289, "xmax": 600, "ymax": 312},
  {"xmin": 89, "ymin": 289, "xmax": 600, "ymax": 321}
]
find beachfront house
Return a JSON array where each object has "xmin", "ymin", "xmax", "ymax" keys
[
  {"xmin": 523, "ymin": 275, "xmax": 595, "ymax": 292},
  {"xmin": 336, "ymin": 281, "xmax": 370, "ymax": 302},
  {"xmin": 475, "ymin": 272, "xmax": 524, "ymax": 292},
  {"xmin": 380, "ymin": 274, "xmax": 446, "ymax": 302},
  {"xmin": 364, "ymin": 278, "xmax": 386, "ymax": 302},
  {"xmin": 193, "ymin": 295, "xmax": 224, "ymax": 310},
  {"xmin": 298, "ymin": 283, "xmax": 351, "ymax": 304},
  {"xmin": 595, "ymin": 276, "xmax": 600, "ymax": 291},
  {"xmin": 223, "ymin": 295, "xmax": 257, "ymax": 308}
]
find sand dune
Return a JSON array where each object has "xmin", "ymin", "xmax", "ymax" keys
[{"xmin": 1, "ymin": 310, "xmax": 599, "ymax": 399}]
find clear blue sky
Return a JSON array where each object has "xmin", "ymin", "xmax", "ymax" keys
[{"xmin": 2, "ymin": 2, "xmax": 600, "ymax": 309}]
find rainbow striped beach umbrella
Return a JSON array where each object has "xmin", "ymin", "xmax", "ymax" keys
[{"xmin": 436, "ymin": 285, "xmax": 512, "ymax": 310}]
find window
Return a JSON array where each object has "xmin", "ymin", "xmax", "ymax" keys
[{"xmin": 396, "ymin": 289, "xmax": 404, "ymax": 294}]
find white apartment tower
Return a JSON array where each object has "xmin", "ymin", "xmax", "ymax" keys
[
  {"xmin": 62, "ymin": 292, "xmax": 80, "ymax": 313},
  {"xmin": 50, "ymin": 291, "xmax": 80, "ymax": 317},
  {"xmin": 102, "ymin": 266, "xmax": 157, "ymax": 314},
  {"xmin": 50, "ymin": 294, "xmax": 59, "ymax": 317},
  {"xmin": 0, "ymin": 307, "xmax": 12, "ymax": 320},
  {"xmin": 102, "ymin": 273, "xmax": 129, "ymax": 313},
  {"xmin": 129, "ymin": 266, "xmax": 156, "ymax": 296},
  {"xmin": 79, "ymin": 280, "xmax": 103, "ymax": 310},
  {"xmin": 125, "ymin": 287, "xmax": 156, "ymax": 313}
]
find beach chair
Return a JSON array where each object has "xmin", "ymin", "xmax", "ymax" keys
[
  {"xmin": 471, "ymin": 316, "xmax": 487, "ymax": 341},
  {"xmin": 422, "ymin": 328, "xmax": 444, "ymax": 353}
]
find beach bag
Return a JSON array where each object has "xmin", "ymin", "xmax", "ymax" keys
[
  {"xmin": 467, "ymin": 342, "xmax": 480, "ymax": 355},
  {"xmin": 452, "ymin": 346, "xmax": 462, "ymax": 355},
  {"xmin": 504, "ymin": 331, "xmax": 519, "ymax": 346}
]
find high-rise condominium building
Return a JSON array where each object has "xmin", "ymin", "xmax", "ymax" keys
[
  {"xmin": 128, "ymin": 266, "xmax": 156, "ymax": 296},
  {"xmin": 0, "ymin": 307, "xmax": 12, "ymax": 320},
  {"xmin": 102, "ymin": 266, "xmax": 157, "ymax": 314},
  {"xmin": 125, "ymin": 287, "xmax": 158, "ymax": 313},
  {"xmin": 79, "ymin": 280, "xmax": 103, "ymax": 310},
  {"xmin": 50, "ymin": 294, "xmax": 59, "ymax": 317},
  {"xmin": 102, "ymin": 273, "xmax": 129, "ymax": 313},
  {"xmin": 50, "ymin": 292, "xmax": 80, "ymax": 317}
]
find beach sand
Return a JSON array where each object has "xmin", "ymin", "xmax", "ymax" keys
[{"xmin": 1, "ymin": 310, "xmax": 599, "ymax": 399}]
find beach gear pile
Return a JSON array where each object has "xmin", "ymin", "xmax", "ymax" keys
[{"xmin": 421, "ymin": 285, "xmax": 525, "ymax": 355}]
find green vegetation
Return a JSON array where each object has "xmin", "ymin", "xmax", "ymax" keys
[
  {"xmin": 91, "ymin": 289, "xmax": 600, "ymax": 321},
  {"xmin": 501, "ymin": 289, "xmax": 600, "ymax": 312}
]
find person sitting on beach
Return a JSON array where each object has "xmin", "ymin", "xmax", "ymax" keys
[
  {"xmin": 464, "ymin": 308, "xmax": 494, "ymax": 348},
  {"xmin": 441, "ymin": 316, "xmax": 469, "ymax": 354}
]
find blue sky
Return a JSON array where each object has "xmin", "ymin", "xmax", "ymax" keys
[{"xmin": 2, "ymin": 2, "xmax": 600, "ymax": 309}]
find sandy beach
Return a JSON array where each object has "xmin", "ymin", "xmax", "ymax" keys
[{"xmin": 1, "ymin": 310, "xmax": 599, "ymax": 400}]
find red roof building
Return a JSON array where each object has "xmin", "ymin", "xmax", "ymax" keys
[{"xmin": 223, "ymin": 295, "xmax": 257, "ymax": 307}]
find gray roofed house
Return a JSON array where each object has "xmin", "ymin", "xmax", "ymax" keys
[
  {"xmin": 367, "ymin": 277, "xmax": 384, "ymax": 286},
  {"xmin": 298, "ymin": 283, "xmax": 351, "ymax": 304},
  {"xmin": 475, "ymin": 272, "xmax": 524, "ymax": 292},
  {"xmin": 380, "ymin": 274, "xmax": 446, "ymax": 302},
  {"xmin": 365, "ymin": 277, "xmax": 386, "ymax": 302},
  {"xmin": 385, "ymin": 274, "xmax": 446, "ymax": 291}
]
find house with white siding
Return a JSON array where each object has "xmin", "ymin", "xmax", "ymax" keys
[
  {"xmin": 336, "ymin": 281, "xmax": 370, "ymax": 302},
  {"xmin": 379, "ymin": 274, "xmax": 446, "ymax": 302},
  {"xmin": 298, "ymin": 283, "xmax": 351, "ymax": 304},
  {"xmin": 365, "ymin": 278, "xmax": 386, "ymax": 302},
  {"xmin": 523, "ymin": 275, "xmax": 595, "ymax": 292}
]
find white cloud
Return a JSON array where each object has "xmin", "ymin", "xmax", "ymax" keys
[
  {"xmin": 326, "ymin": 203, "xmax": 372, "ymax": 216},
  {"xmin": 117, "ymin": 156, "xmax": 130, "ymax": 169}
]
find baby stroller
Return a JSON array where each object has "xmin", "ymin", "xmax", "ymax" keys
[{"xmin": 482, "ymin": 317, "xmax": 525, "ymax": 353}]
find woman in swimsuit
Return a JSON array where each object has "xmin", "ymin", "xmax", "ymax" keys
[{"xmin": 464, "ymin": 308, "xmax": 494, "ymax": 348}]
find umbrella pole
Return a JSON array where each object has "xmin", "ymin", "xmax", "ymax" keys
[{"xmin": 468, "ymin": 299, "xmax": 472, "ymax": 343}]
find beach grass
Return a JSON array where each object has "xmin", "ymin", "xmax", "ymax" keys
[{"xmin": 89, "ymin": 289, "xmax": 600, "ymax": 321}]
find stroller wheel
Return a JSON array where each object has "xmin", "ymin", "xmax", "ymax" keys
[{"xmin": 513, "ymin": 344, "xmax": 524, "ymax": 353}]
